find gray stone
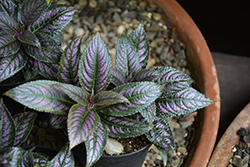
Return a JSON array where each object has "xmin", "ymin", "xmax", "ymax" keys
[{"xmin": 113, "ymin": 12, "xmax": 122, "ymax": 22}]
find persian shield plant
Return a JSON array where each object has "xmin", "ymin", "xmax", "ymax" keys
[{"xmin": 0, "ymin": 0, "xmax": 78, "ymax": 82}]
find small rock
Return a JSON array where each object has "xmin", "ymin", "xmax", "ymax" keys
[
  {"xmin": 150, "ymin": 40, "xmax": 157, "ymax": 48},
  {"xmin": 74, "ymin": 28, "xmax": 85, "ymax": 36},
  {"xmin": 230, "ymin": 155, "xmax": 243, "ymax": 167},
  {"xmin": 117, "ymin": 25, "xmax": 125, "ymax": 34},
  {"xmin": 153, "ymin": 13, "xmax": 162, "ymax": 21},
  {"xmin": 95, "ymin": 15, "xmax": 103, "ymax": 24},
  {"xmin": 243, "ymin": 135, "xmax": 250, "ymax": 144},
  {"xmin": 113, "ymin": 12, "xmax": 122, "ymax": 22},
  {"xmin": 89, "ymin": 0, "xmax": 97, "ymax": 8}
]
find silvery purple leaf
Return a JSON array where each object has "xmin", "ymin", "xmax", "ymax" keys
[
  {"xmin": 21, "ymin": 57, "xmax": 38, "ymax": 80},
  {"xmin": 54, "ymin": 83, "xmax": 89, "ymax": 106},
  {"xmin": 18, "ymin": 0, "xmax": 48, "ymax": 27},
  {"xmin": 31, "ymin": 5, "xmax": 78, "ymax": 37},
  {"xmin": 0, "ymin": 98, "xmax": 15, "ymax": 149},
  {"xmin": 0, "ymin": 0, "xmax": 16, "ymax": 17},
  {"xmin": 0, "ymin": 147, "xmax": 25, "ymax": 166},
  {"xmin": 128, "ymin": 24, "xmax": 149, "ymax": 68},
  {"xmin": 146, "ymin": 109, "xmax": 175, "ymax": 154},
  {"xmin": 23, "ymin": 32, "xmax": 63, "ymax": 63},
  {"xmin": 0, "ymin": 32, "xmax": 20, "ymax": 57},
  {"xmin": 115, "ymin": 34, "xmax": 139, "ymax": 78},
  {"xmin": 85, "ymin": 122, "xmax": 107, "ymax": 167},
  {"xmin": 33, "ymin": 153, "xmax": 54, "ymax": 166},
  {"xmin": 68, "ymin": 104, "xmax": 100, "ymax": 150},
  {"xmin": 155, "ymin": 145, "xmax": 168, "ymax": 166},
  {"xmin": 156, "ymin": 87, "xmax": 213, "ymax": 117},
  {"xmin": 94, "ymin": 91, "xmax": 129, "ymax": 106},
  {"xmin": 0, "ymin": 12, "xmax": 18, "ymax": 36},
  {"xmin": 13, "ymin": 112, "xmax": 37, "ymax": 146},
  {"xmin": 48, "ymin": 114, "xmax": 67, "ymax": 129},
  {"xmin": 156, "ymin": 67, "xmax": 194, "ymax": 97},
  {"xmin": 78, "ymin": 34, "xmax": 112, "ymax": 94},
  {"xmin": 111, "ymin": 68, "xmax": 125, "ymax": 87},
  {"xmin": 139, "ymin": 103, "xmax": 156, "ymax": 123},
  {"xmin": 17, "ymin": 30, "xmax": 41, "ymax": 48},
  {"xmin": 51, "ymin": 143, "xmax": 75, "ymax": 167},
  {"xmin": 58, "ymin": 36, "xmax": 82, "ymax": 85},
  {"xmin": 101, "ymin": 115, "xmax": 153, "ymax": 138},
  {"xmin": 4, "ymin": 80, "xmax": 74, "ymax": 114},
  {"xmin": 36, "ymin": 61, "xmax": 59, "ymax": 80},
  {"xmin": 0, "ymin": 50, "xmax": 28, "ymax": 82},
  {"xmin": 132, "ymin": 68, "xmax": 160, "ymax": 82},
  {"xmin": 97, "ymin": 82, "xmax": 162, "ymax": 117},
  {"xmin": 19, "ymin": 147, "xmax": 34, "ymax": 167},
  {"xmin": 53, "ymin": 31, "xmax": 64, "ymax": 44}
]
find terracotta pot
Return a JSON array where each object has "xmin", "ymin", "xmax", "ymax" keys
[
  {"xmin": 208, "ymin": 102, "xmax": 250, "ymax": 167},
  {"xmin": 148, "ymin": 0, "xmax": 220, "ymax": 166}
]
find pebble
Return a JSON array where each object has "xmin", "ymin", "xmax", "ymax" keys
[
  {"xmin": 117, "ymin": 25, "xmax": 126, "ymax": 34},
  {"xmin": 89, "ymin": 0, "xmax": 97, "ymax": 8}
]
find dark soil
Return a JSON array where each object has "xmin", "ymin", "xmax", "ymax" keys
[{"xmin": 1, "ymin": 71, "xmax": 26, "ymax": 85}]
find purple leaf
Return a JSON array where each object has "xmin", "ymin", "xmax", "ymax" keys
[
  {"xmin": 4, "ymin": 80, "xmax": 74, "ymax": 114},
  {"xmin": 97, "ymin": 82, "xmax": 162, "ymax": 117},
  {"xmin": 54, "ymin": 83, "xmax": 89, "ymax": 106},
  {"xmin": 146, "ymin": 109, "xmax": 175, "ymax": 154},
  {"xmin": 78, "ymin": 34, "xmax": 112, "ymax": 94},
  {"xmin": 13, "ymin": 112, "xmax": 37, "ymax": 146},
  {"xmin": 68, "ymin": 104, "xmax": 100, "ymax": 150},
  {"xmin": 48, "ymin": 114, "xmax": 67, "ymax": 129},
  {"xmin": 128, "ymin": 24, "xmax": 150, "ymax": 68},
  {"xmin": 31, "ymin": 5, "xmax": 78, "ymax": 37},
  {"xmin": 58, "ymin": 36, "xmax": 82, "ymax": 85},
  {"xmin": 36, "ymin": 60, "xmax": 59, "ymax": 80},
  {"xmin": 85, "ymin": 122, "xmax": 107, "ymax": 167},
  {"xmin": 115, "ymin": 34, "xmax": 139, "ymax": 78},
  {"xmin": 155, "ymin": 145, "xmax": 168, "ymax": 166},
  {"xmin": 0, "ymin": 147, "xmax": 25, "ymax": 166},
  {"xmin": 111, "ymin": 68, "xmax": 125, "ymax": 86},
  {"xmin": 21, "ymin": 57, "xmax": 38, "ymax": 80},
  {"xmin": 51, "ymin": 143, "xmax": 75, "ymax": 167},
  {"xmin": 0, "ymin": 98, "xmax": 15, "ymax": 149},
  {"xmin": 23, "ymin": 32, "xmax": 63, "ymax": 63},
  {"xmin": 17, "ymin": 30, "xmax": 41, "ymax": 48},
  {"xmin": 33, "ymin": 153, "xmax": 54, "ymax": 166},
  {"xmin": 156, "ymin": 87, "xmax": 213, "ymax": 117},
  {"xmin": 155, "ymin": 66, "xmax": 194, "ymax": 97},
  {"xmin": 19, "ymin": 147, "xmax": 35, "ymax": 167},
  {"xmin": 101, "ymin": 115, "xmax": 153, "ymax": 138},
  {"xmin": 0, "ymin": 0, "xmax": 16, "ymax": 17},
  {"xmin": 132, "ymin": 68, "xmax": 160, "ymax": 82},
  {"xmin": 18, "ymin": 0, "xmax": 48, "ymax": 27},
  {"xmin": 0, "ymin": 32, "xmax": 20, "ymax": 57},
  {"xmin": 139, "ymin": 103, "xmax": 156, "ymax": 123},
  {"xmin": 94, "ymin": 91, "xmax": 129, "ymax": 106},
  {"xmin": 0, "ymin": 12, "xmax": 18, "ymax": 36},
  {"xmin": 0, "ymin": 50, "xmax": 28, "ymax": 83}
]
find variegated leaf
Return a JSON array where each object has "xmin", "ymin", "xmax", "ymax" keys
[
  {"xmin": 85, "ymin": 122, "xmax": 107, "ymax": 167},
  {"xmin": 111, "ymin": 68, "xmax": 125, "ymax": 86},
  {"xmin": 101, "ymin": 115, "xmax": 153, "ymax": 138},
  {"xmin": 31, "ymin": 5, "xmax": 78, "ymax": 37},
  {"xmin": 155, "ymin": 145, "xmax": 168, "ymax": 166},
  {"xmin": 23, "ymin": 32, "xmax": 63, "ymax": 63},
  {"xmin": 155, "ymin": 66, "xmax": 194, "ymax": 97},
  {"xmin": 0, "ymin": 50, "xmax": 28, "ymax": 82},
  {"xmin": 21, "ymin": 57, "xmax": 38, "ymax": 80},
  {"xmin": 0, "ymin": 32, "xmax": 20, "ymax": 57},
  {"xmin": 97, "ymin": 82, "xmax": 163, "ymax": 117},
  {"xmin": 156, "ymin": 87, "xmax": 213, "ymax": 117},
  {"xmin": 0, "ymin": 98, "xmax": 15, "ymax": 149},
  {"xmin": 58, "ymin": 36, "xmax": 82, "ymax": 85},
  {"xmin": 128, "ymin": 24, "xmax": 149, "ymax": 68},
  {"xmin": 68, "ymin": 104, "xmax": 100, "ymax": 150},
  {"xmin": 4, "ymin": 80, "xmax": 74, "ymax": 114},
  {"xmin": 132, "ymin": 68, "xmax": 160, "ymax": 82},
  {"xmin": 18, "ymin": 0, "xmax": 48, "ymax": 27},
  {"xmin": 51, "ymin": 143, "xmax": 75, "ymax": 167},
  {"xmin": 54, "ymin": 83, "xmax": 89, "ymax": 106},
  {"xmin": 19, "ymin": 147, "xmax": 35, "ymax": 167},
  {"xmin": 0, "ymin": 12, "xmax": 18, "ymax": 36},
  {"xmin": 139, "ymin": 103, "xmax": 156, "ymax": 123},
  {"xmin": 13, "ymin": 112, "xmax": 37, "ymax": 146},
  {"xmin": 0, "ymin": 147, "xmax": 25, "ymax": 166},
  {"xmin": 115, "ymin": 34, "xmax": 139, "ymax": 78},
  {"xmin": 53, "ymin": 31, "xmax": 64, "ymax": 44},
  {"xmin": 36, "ymin": 61, "xmax": 59, "ymax": 80},
  {"xmin": 94, "ymin": 91, "xmax": 129, "ymax": 106},
  {"xmin": 0, "ymin": 0, "xmax": 16, "ymax": 17},
  {"xmin": 33, "ymin": 153, "xmax": 54, "ymax": 166},
  {"xmin": 17, "ymin": 30, "xmax": 41, "ymax": 48},
  {"xmin": 48, "ymin": 114, "xmax": 67, "ymax": 129},
  {"xmin": 146, "ymin": 109, "xmax": 175, "ymax": 154},
  {"xmin": 78, "ymin": 34, "xmax": 112, "ymax": 94}
]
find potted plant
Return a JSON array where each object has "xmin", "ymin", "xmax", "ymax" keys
[
  {"xmin": 4, "ymin": 24, "xmax": 213, "ymax": 167},
  {"xmin": 0, "ymin": 98, "xmax": 75, "ymax": 166}
]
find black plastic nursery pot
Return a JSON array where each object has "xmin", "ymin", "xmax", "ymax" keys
[{"xmin": 74, "ymin": 143, "xmax": 152, "ymax": 167}]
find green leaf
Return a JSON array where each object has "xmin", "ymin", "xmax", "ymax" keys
[
  {"xmin": 0, "ymin": 32, "xmax": 20, "ymax": 57},
  {"xmin": 19, "ymin": 147, "xmax": 35, "ymax": 167},
  {"xmin": 111, "ymin": 68, "xmax": 125, "ymax": 86},
  {"xmin": 0, "ymin": 11, "xmax": 18, "ymax": 36},
  {"xmin": 94, "ymin": 91, "xmax": 129, "ymax": 106},
  {"xmin": 68, "ymin": 104, "xmax": 100, "ymax": 150},
  {"xmin": 17, "ymin": 30, "xmax": 41, "ymax": 48},
  {"xmin": 156, "ymin": 87, "xmax": 213, "ymax": 117},
  {"xmin": 155, "ymin": 145, "xmax": 168, "ymax": 167},
  {"xmin": 32, "ymin": 153, "xmax": 54, "ymax": 166},
  {"xmin": 132, "ymin": 68, "xmax": 160, "ymax": 82},
  {"xmin": 48, "ymin": 114, "xmax": 67, "ymax": 129},
  {"xmin": 4, "ymin": 80, "xmax": 74, "ymax": 115},
  {"xmin": 54, "ymin": 83, "xmax": 89, "ymax": 106},
  {"xmin": 0, "ymin": 147, "xmax": 25, "ymax": 167},
  {"xmin": 21, "ymin": 58, "xmax": 38, "ymax": 80},
  {"xmin": 139, "ymin": 103, "xmax": 156, "ymax": 123},
  {"xmin": 97, "ymin": 82, "xmax": 163, "ymax": 117}
]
